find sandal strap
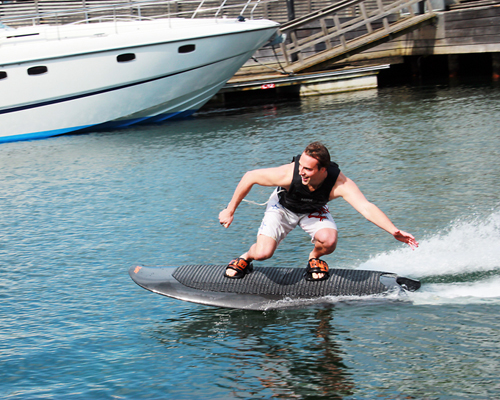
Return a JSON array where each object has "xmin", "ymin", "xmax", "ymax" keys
[
  {"xmin": 228, "ymin": 257, "xmax": 250, "ymax": 272},
  {"xmin": 307, "ymin": 258, "xmax": 329, "ymax": 273}
]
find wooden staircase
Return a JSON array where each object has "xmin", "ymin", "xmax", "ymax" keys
[{"xmin": 277, "ymin": 0, "xmax": 437, "ymax": 73}]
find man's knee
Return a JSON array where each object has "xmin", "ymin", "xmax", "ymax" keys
[
  {"xmin": 251, "ymin": 235, "xmax": 278, "ymax": 261},
  {"xmin": 315, "ymin": 229, "xmax": 338, "ymax": 252},
  {"xmin": 253, "ymin": 248, "xmax": 274, "ymax": 261}
]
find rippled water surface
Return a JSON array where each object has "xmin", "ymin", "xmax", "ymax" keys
[{"xmin": 1, "ymin": 84, "xmax": 500, "ymax": 399}]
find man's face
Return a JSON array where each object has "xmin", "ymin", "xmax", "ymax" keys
[{"xmin": 298, "ymin": 153, "xmax": 324, "ymax": 186}]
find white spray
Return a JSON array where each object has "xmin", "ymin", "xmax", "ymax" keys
[{"xmin": 359, "ymin": 211, "xmax": 500, "ymax": 304}]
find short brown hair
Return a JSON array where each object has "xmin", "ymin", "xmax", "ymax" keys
[{"xmin": 304, "ymin": 142, "xmax": 330, "ymax": 170}]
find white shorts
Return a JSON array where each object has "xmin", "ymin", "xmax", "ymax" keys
[{"xmin": 257, "ymin": 189, "xmax": 337, "ymax": 244}]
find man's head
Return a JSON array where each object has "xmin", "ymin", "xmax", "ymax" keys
[
  {"xmin": 303, "ymin": 142, "xmax": 330, "ymax": 170},
  {"xmin": 298, "ymin": 142, "xmax": 330, "ymax": 187}
]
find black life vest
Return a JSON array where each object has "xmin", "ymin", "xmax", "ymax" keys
[{"xmin": 278, "ymin": 154, "xmax": 340, "ymax": 213}]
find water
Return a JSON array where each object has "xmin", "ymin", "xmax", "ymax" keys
[{"xmin": 1, "ymin": 83, "xmax": 500, "ymax": 399}]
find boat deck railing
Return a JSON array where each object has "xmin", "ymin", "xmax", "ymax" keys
[{"xmin": 0, "ymin": 0, "xmax": 280, "ymax": 27}]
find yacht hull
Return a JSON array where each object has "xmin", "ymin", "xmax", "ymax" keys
[{"xmin": 0, "ymin": 18, "xmax": 279, "ymax": 142}]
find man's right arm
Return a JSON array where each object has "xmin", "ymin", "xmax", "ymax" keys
[{"xmin": 219, "ymin": 164, "xmax": 293, "ymax": 228}]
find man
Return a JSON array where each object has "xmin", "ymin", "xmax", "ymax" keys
[{"xmin": 219, "ymin": 142, "xmax": 418, "ymax": 281}]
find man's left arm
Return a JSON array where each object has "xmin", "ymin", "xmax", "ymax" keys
[{"xmin": 331, "ymin": 173, "xmax": 419, "ymax": 250}]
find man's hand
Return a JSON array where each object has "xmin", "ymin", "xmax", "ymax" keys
[
  {"xmin": 393, "ymin": 230, "xmax": 419, "ymax": 250},
  {"xmin": 219, "ymin": 208, "xmax": 234, "ymax": 228}
]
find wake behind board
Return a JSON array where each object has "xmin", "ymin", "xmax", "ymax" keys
[{"xmin": 129, "ymin": 264, "xmax": 420, "ymax": 310}]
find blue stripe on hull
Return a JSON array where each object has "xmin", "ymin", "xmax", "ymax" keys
[
  {"xmin": 143, "ymin": 109, "xmax": 197, "ymax": 124},
  {"xmin": 0, "ymin": 110, "xmax": 197, "ymax": 144},
  {"xmin": 0, "ymin": 125, "xmax": 92, "ymax": 144}
]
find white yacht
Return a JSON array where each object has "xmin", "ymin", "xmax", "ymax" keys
[{"xmin": 0, "ymin": 0, "xmax": 279, "ymax": 143}]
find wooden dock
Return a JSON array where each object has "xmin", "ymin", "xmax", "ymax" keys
[{"xmin": 222, "ymin": 0, "xmax": 500, "ymax": 99}]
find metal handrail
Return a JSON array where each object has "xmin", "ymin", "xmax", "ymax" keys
[
  {"xmin": 0, "ymin": 0, "xmax": 276, "ymax": 27},
  {"xmin": 249, "ymin": 0, "xmax": 262, "ymax": 19},
  {"xmin": 214, "ymin": 0, "xmax": 229, "ymax": 19}
]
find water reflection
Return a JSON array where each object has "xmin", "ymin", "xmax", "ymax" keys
[{"xmin": 150, "ymin": 307, "xmax": 354, "ymax": 398}]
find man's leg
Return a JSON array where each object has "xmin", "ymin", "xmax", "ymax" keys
[
  {"xmin": 225, "ymin": 189, "xmax": 295, "ymax": 278},
  {"xmin": 225, "ymin": 234, "xmax": 278, "ymax": 277},
  {"xmin": 310, "ymin": 228, "xmax": 338, "ymax": 259},
  {"xmin": 309, "ymin": 228, "xmax": 338, "ymax": 280},
  {"xmin": 244, "ymin": 234, "xmax": 279, "ymax": 261}
]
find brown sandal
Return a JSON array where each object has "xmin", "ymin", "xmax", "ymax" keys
[
  {"xmin": 305, "ymin": 258, "xmax": 329, "ymax": 281},
  {"xmin": 224, "ymin": 257, "xmax": 253, "ymax": 279}
]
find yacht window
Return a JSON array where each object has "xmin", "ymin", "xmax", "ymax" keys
[
  {"xmin": 0, "ymin": 71, "xmax": 7, "ymax": 80},
  {"xmin": 28, "ymin": 66, "xmax": 48, "ymax": 75},
  {"xmin": 178, "ymin": 44, "xmax": 195, "ymax": 54},
  {"xmin": 117, "ymin": 53, "xmax": 136, "ymax": 62}
]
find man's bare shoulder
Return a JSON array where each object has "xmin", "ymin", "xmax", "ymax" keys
[{"xmin": 330, "ymin": 172, "xmax": 355, "ymax": 199}]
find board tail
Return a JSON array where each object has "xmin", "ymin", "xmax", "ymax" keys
[{"xmin": 396, "ymin": 277, "xmax": 421, "ymax": 292}]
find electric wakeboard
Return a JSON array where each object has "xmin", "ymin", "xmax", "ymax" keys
[{"xmin": 129, "ymin": 264, "xmax": 420, "ymax": 310}]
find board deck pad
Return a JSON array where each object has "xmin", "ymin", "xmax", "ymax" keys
[
  {"xmin": 172, "ymin": 265, "xmax": 390, "ymax": 297},
  {"xmin": 130, "ymin": 264, "xmax": 420, "ymax": 310}
]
